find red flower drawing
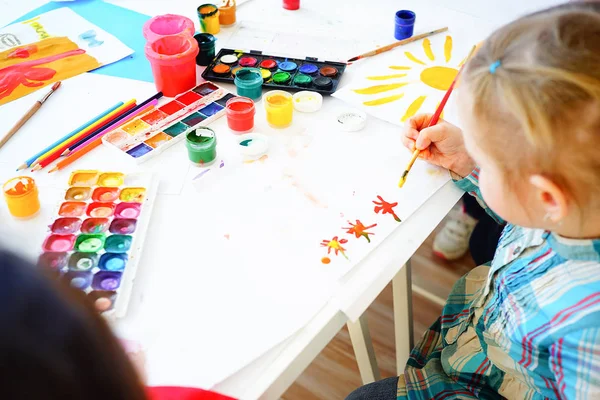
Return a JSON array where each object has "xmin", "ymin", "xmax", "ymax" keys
[
  {"xmin": 320, "ymin": 236, "xmax": 349, "ymax": 260},
  {"xmin": 344, "ymin": 220, "xmax": 377, "ymax": 243},
  {"xmin": 373, "ymin": 195, "xmax": 401, "ymax": 222}
]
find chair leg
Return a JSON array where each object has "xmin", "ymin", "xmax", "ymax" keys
[{"xmin": 347, "ymin": 313, "xmax": 381, "ymax": 384}]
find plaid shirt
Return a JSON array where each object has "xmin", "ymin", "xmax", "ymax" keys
[{"xmin": 397, "ymin": 169, "xmax": 600, "ymax": 400}]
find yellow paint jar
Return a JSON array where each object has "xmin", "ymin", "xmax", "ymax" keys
[
  {"xmin": 3, "ymin": 176, "xmax": 40, "ymax": 218},
  {"xmin": 264, "ymin": 90, "xmax": 293, "ymax": 128},
  {"xmin": 198, "ymin": 4, "xmax": 220, "ymax": 35}
]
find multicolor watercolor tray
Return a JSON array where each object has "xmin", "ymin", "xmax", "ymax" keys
[
  {"xmin": 201, "ymin": 48, "xmax": 347, "ymax": 95},
  {"xmin": 37, "ymin": 170, "xmax": 158, "ymax": 319},
  {"xmin": 102, "ymin": 81, "xmax": 236, "ymax": 163}
]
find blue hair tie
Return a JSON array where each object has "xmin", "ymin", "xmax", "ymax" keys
[{"xmin": 489, "ymin": 60, "xmax": 501, "ymax": 74}]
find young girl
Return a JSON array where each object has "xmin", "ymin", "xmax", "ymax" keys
[{"xmin": 348, "ymin": 2, "xmax": 600, "ymax": 399}]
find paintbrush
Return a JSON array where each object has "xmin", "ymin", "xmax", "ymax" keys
[
  {"xmin": 0, "ymin": 82, "xmax": 62, "ymax": 150},
  {"xmin": 347, "ymin": 27, "xmax": 448, "ymax": 63},
  {"xmin": 398, "ymin": 45, "xmax": 476, "ymax": 188}
]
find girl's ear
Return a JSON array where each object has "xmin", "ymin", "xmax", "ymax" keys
[{"xmin": 529, "ymin": 174, "xmax": 568, "ymax": 222}]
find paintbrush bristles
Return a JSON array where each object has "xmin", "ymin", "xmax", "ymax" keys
[
  {"xmin": 397, "ymin": 171, "xmax": 408, "ymax": 188},
  {"xmin": 398, "ymin": 149, "xmax": 420, "ymax": 187}
]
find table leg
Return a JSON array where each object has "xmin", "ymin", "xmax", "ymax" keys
[
  {"xmin": 346, "ymin": 314, "xmax": 381, "ymax": 384},
  {"xmin": 393, "ymin": 261, "xmax": 414, "ymax": 375}
]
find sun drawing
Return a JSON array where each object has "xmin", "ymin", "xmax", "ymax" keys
[{"xmin": 352, "ymin": 35, "xmax": 467, "ymax": 122}]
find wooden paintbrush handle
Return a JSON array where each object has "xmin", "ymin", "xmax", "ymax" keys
[
  {"xmin": 0, "ymin": 101, "xmax": 42, "ymax": 149},
  {"xmin": 375, "ymin": 27, "xmax": 449, "ymax": 55}
]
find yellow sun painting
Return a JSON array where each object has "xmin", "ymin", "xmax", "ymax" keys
[{"xmin": 352, "ymin": 35, "xmax": 467, "ymax": 122}]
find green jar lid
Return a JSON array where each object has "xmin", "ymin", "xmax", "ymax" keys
[
  {"xmin": 273, "ymin": 71, "xmax": 291, "ymax": 84},
  {"xmin": 293, "ymin": 74, "xmax": 312, "ymax": 87}
]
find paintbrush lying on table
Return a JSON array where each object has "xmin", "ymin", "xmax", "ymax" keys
[
  {"xmin": 398, "ymin": 45, "xmax": 477, "ymax": 188},
  {"xmin": 347, "ymin": 27, "xmax": 448, "ymax": 63}
]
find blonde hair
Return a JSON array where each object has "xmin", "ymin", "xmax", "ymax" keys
[{"xmin": 461, "ymin": 2, "xmax": 600, "ymax": 204}]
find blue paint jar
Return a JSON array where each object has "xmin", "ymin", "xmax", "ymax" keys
[
  {"xmin": 234, "ymin": 68, "xmax": 264, "ymax": 100},
  {"xmin": 394, "ymin": 10, "xmax": 416, "ymax": 40},
  {"xmin": 194, "ymin": 33, "xmax": 216, "ymax": 66}
]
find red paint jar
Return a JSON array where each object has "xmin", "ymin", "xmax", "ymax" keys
[
  {"xmin": 283, "ymin": 0, "xmax": 300, "ymax": 10},
  {"xmin": 226, "ymin": 97, "xmax": 255, "ymax": 134},
  {"xmin": 145, "ymin": 34, "xmax": 199, "ymax": 97}
]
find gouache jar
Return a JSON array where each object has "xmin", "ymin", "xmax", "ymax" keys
[
  {"xmin": 198, "ymin": 4, "xmax": 220, "ymax": 35},
  {"xmin": 264, "ymin": 90, "xmax": 293, "ymax": 128},
  {"xmin": 394, "ymin": 10, "xmax": 416, "ymax": 40},
  {"xmin": 283, "ymin": 0, "xmax": 300, "ymax": 10},
  {"xmin": 194, "ymin": 33, "xmax": 216, "ymax": 66},
  {"xmin": 226, "ymin": 97, "xmax": 255, "ymax": 134},
  {"xmin": 186, "ymin": 127, "xmax": 217, "ymax": 165},
  {"xmin": 219, "ymin": 0, "xmax": 236, "ymax": 26},
  {"xmin": 3, "ymin": 176, "xmax": 40, "ymax": 218},
  {"xmin": 234, "ymin": 68, "xmax": 263, "ymax": 100},
  {"xmin": 142, "ymin": 14, "xmax": 195, "ymax": 42},
  {"xmin": 145, "ymin": 34, "xmax": 199, "ymax": 97}
]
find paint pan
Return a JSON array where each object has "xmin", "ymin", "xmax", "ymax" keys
[
  {"xmin": 102, "ymin": 81, "xmax": 235, "ymax": 164},
  {"xmin": 37, "ymin": 170, "xmax": 157, "ymax": 318},
  {"xmin": 202, "ymin": 48, "xmax": 347, "ymax": 95}
]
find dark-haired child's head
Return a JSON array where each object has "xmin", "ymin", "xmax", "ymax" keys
[{"xmin": 0, "ymin": 248, "xmax": 147, "ymax": 399}]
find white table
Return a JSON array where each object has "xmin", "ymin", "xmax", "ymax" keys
[{"xmin": 0, "ymin": 0, "xmax": 563, "ymax": 398}]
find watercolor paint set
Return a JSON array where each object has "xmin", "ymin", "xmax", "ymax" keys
[
  {"xmin": 201, "ymin": 48, "xmax": 347, "ymax": 95},
  {"xmin": 102, "ymin": 81, "xmax": 237, "ymax": 163},
  {"xmin": 37, "ymin": 170, "xmax": 158, "ymax": 318}
]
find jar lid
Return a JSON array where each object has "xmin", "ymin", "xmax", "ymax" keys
[
  {"xmin": 337, "ymin": 109, "xmax": 367, "ymax": 131},
  {"xmin": 238, "ymin": 134, "xmax": 269, "ymax": 159},
  {"xmin": 292, "ymin": 91, "xmax": 322, "ymax": 113}
]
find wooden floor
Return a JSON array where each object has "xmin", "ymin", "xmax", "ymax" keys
[{"xmin": 281, "ymin": 226, "xmax": 476, "ymax": 400}]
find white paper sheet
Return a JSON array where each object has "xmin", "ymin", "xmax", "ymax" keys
[{"xmin": 333, "ymin": 15, "xmax": 496, "ymax": 127}]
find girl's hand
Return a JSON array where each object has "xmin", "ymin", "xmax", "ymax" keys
[{"xmin": 401, "ymin": 113, "xmax": 476, "ymax": 178}]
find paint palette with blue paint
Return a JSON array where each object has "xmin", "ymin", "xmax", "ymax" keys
[
  {"xmin": 37, "ymin": 170, "xmax": 158, "ymax": 319},
  {"xmin": 202, "ymin": 48, "xmax": 347, "ymax": 95},
  {"xmin": 102, "ymin": 81, "xmax": 236, "ymax": 164}
]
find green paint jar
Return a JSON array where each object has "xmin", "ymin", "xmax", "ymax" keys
[
  {"xmin": 186, "ymin": 127, "xmax": 217, "ymax": 165},
  {"xmin": 234, "ymin": 68, "xmax": 263, "ymax": 100}
]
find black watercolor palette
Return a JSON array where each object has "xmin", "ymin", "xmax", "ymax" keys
[{"xmin": 201, "ymin": 48, "xmax": 347, "ymax": 95}]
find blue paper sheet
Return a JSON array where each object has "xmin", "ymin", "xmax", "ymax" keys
[{"xmin": 8, "ymin": 0, "xmax": 154, "ymax": 82}]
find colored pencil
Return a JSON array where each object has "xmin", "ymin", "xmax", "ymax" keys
[
  {"xmin": 398, "ymin": 45, "xmax": 477, "ymax": 188},
  {"xmin": 347, "ymin": 27, "xmax": 448, "ymax": 63},
  {"xmin": 17, "ymin": 101, "xmax": 124, "ymax": 171},
  {"xmin": 49, "ymin": 101, "xmax": 159, "ymax": 173},
  {"xmin": 2, "ymin": 82, "xmax": 62, "ymax": 151},
  {"xmin": 31, "ymin": 100, "xmax": 137, "ymax": 171},
  {"xmin": 64, "ymin": 92, "xmax": 163, "ymax": 155}
]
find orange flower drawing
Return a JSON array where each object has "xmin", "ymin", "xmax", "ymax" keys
[
  {"xmin": 344, "ymin": 220, "xmax": 377, "ymax": 243},
  {"xmin": 321, "ymin": 236, "xmax": 349, "ymax": 260},
  {"xmin": 373, "ymin": 195, "xmax": 401, "ymax": 222}
]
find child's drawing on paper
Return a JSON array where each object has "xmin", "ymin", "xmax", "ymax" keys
[
  {"xmin": 373, "ymin": 196, "xmax": 401, "ymax": 223},
  {"xmin": 0, "ymin": 37, "xmax": 100, "ymax": 105},
  {"xmin": 344, "ymin": 220, "xmax": 377, "ymax": 243},
  {"xmin": 321, "ymin": 236, "xmax": 349, "ymax": 260},
  {"xmin": 0, "ymin": 8, "xmax": 132, "ymax": 105},
  {"xmin": 333, "ymin": 34, "xmax": 471, "ymax": 127}
]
